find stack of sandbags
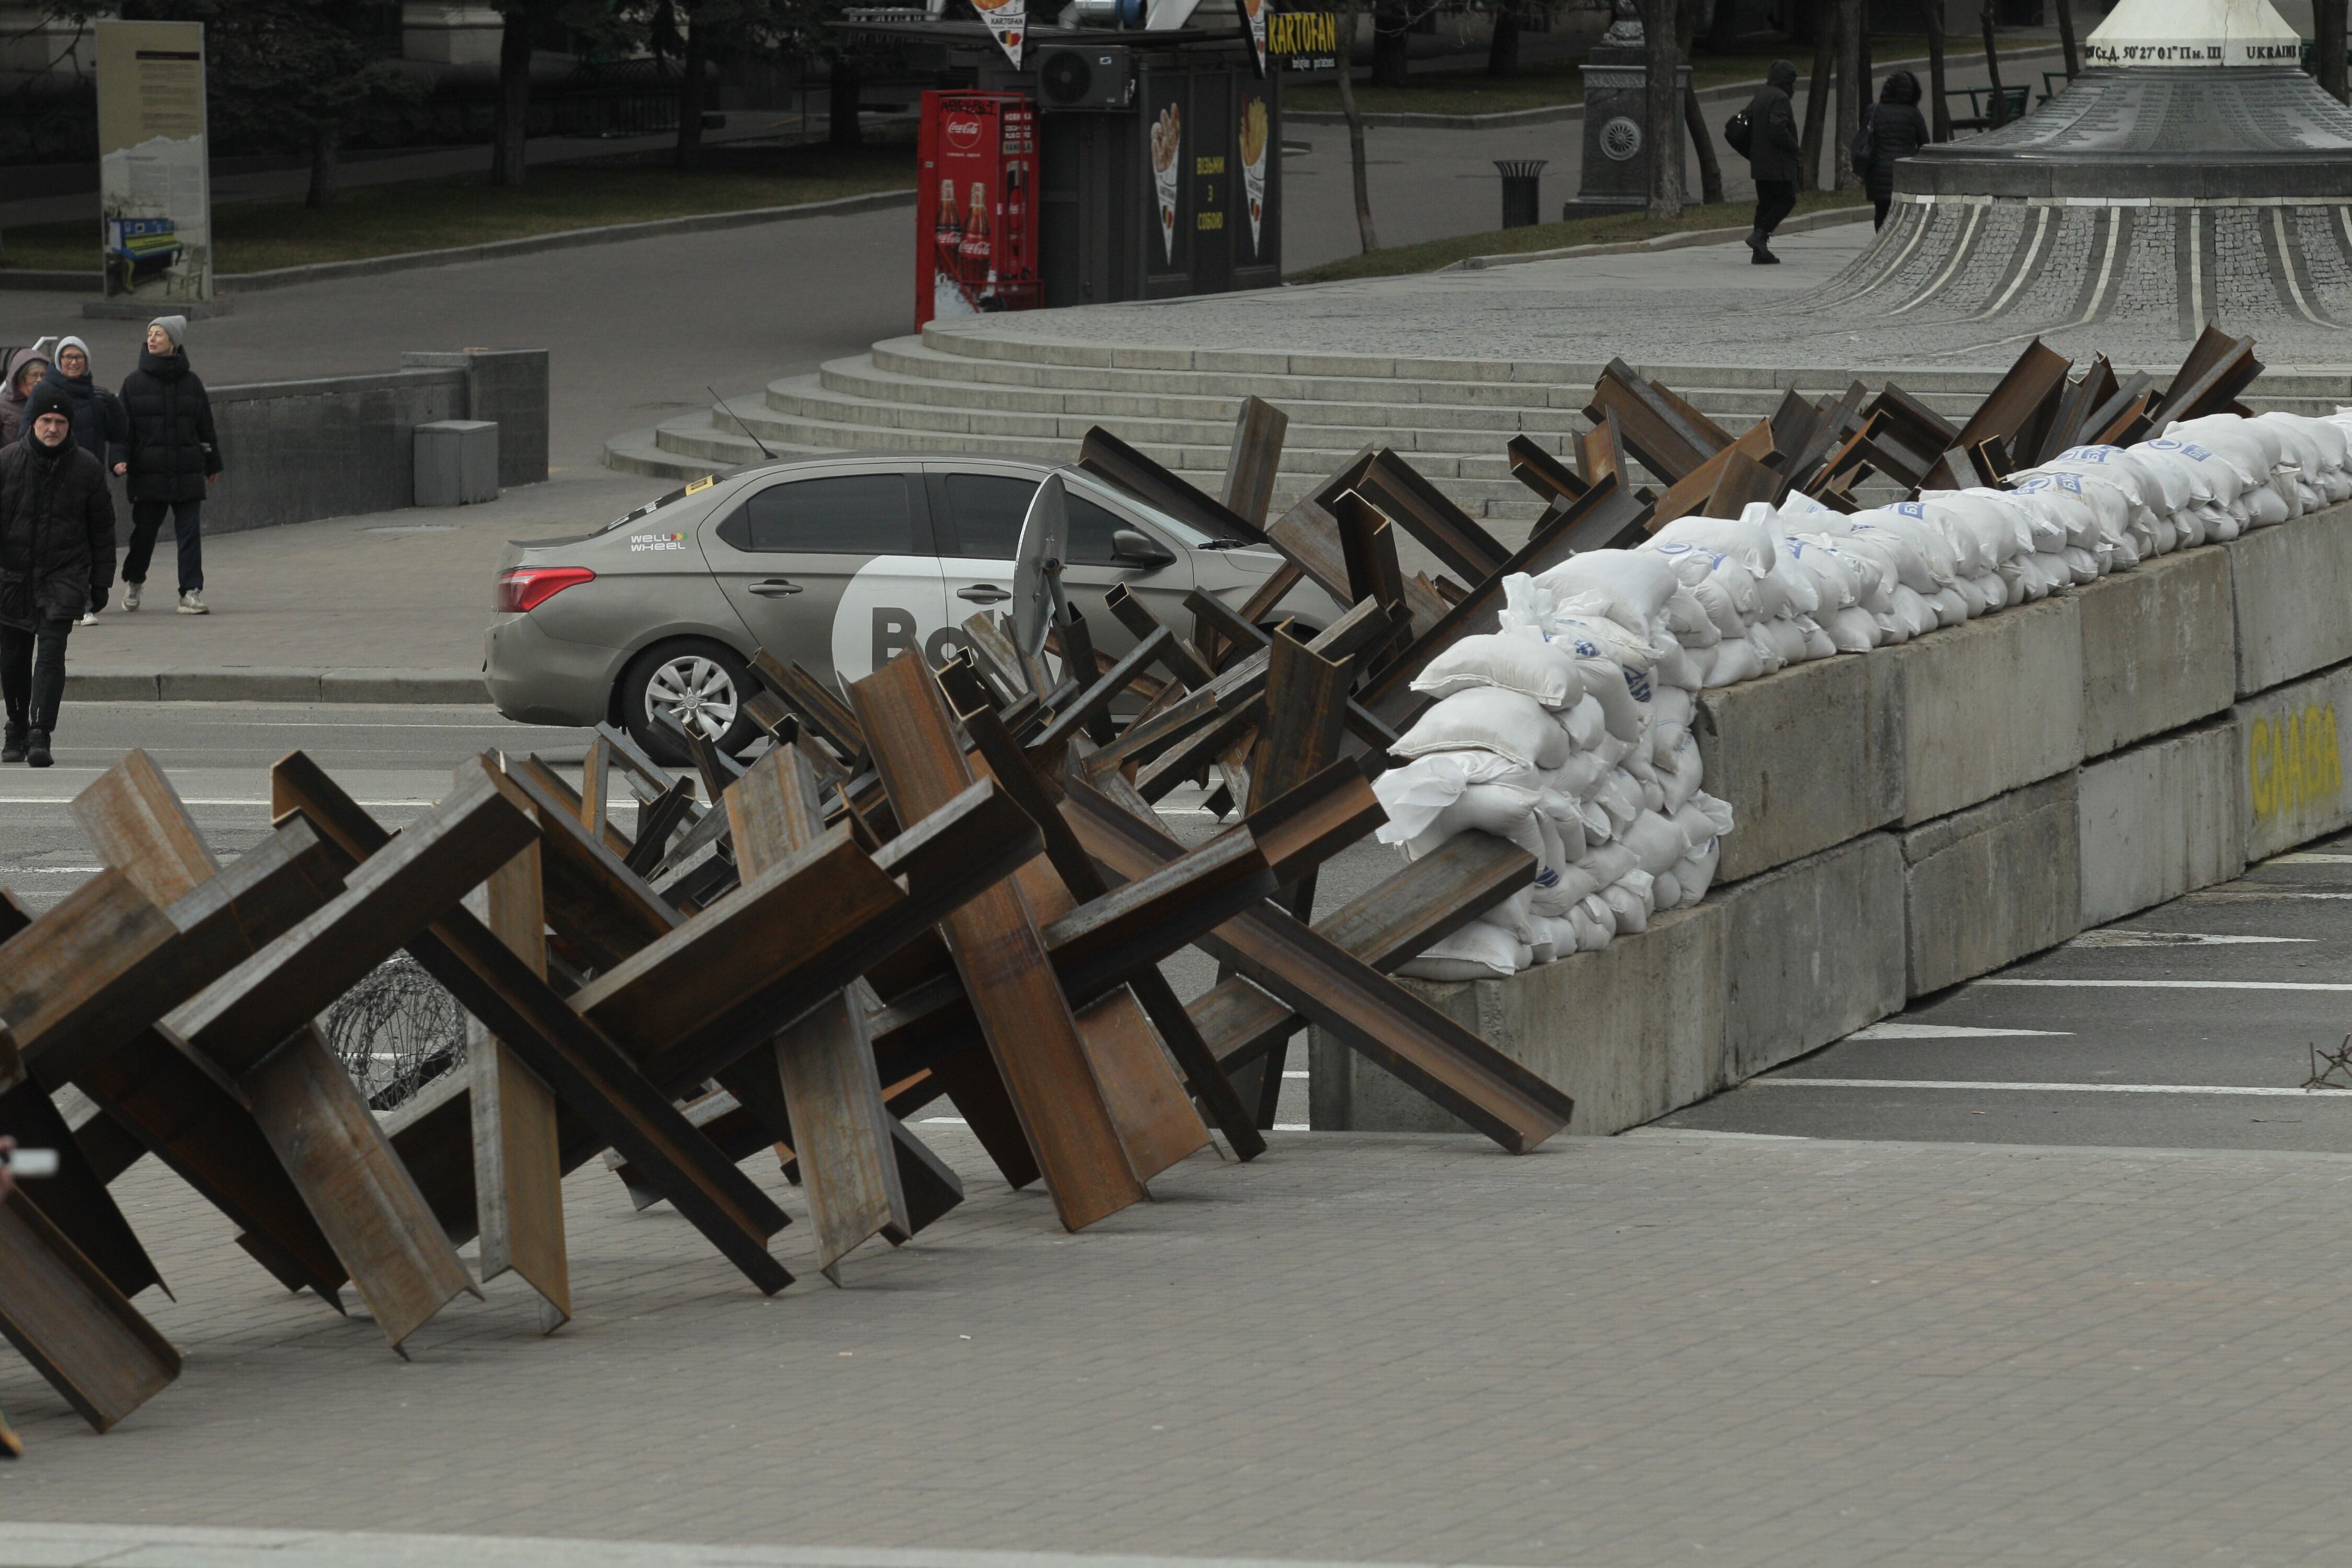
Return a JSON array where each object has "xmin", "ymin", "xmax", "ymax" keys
[
  {"xmin": 1376, "ymin": 548, "xmax": 1733, "ymax": 981},
  {"xmin": 1368, "ymin": 404, "xmax": 2352, "ymax": 985}
]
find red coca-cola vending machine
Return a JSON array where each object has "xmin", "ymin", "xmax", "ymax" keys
[{"xmin": 915, "ymin": 91, "xmax": 1040, "ymax": 329}]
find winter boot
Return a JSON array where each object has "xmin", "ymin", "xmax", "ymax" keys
[
  {"xmin": 1751, "ymin": 246, "xmax": 1782, "ymax": 264},
  {"xmin": 1, "ymin": 725, "xmax": 22, "ymax": 764},
  {"xmin": 25, "ymin": 730, "xmax": 51, "ymax": 769}
]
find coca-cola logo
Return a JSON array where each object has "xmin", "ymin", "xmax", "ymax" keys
[{"xmin": 946, "ymin": 118, "xmax": 983, "ymax": 149}]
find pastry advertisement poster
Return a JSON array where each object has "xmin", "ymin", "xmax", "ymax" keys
[
  {"xmin": 1239, "ymin": 94, "xmax": 1269, "ymax": 256},
  {"xmin": 1149, "ymin": 100, "xmax": 1183, "ymax": 267},
  {"xmin": 96, "ymin": 19, "xmax": 212, "ymax": 304}
]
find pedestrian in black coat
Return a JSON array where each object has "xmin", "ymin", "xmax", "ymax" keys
[
  {"xmin": 43, "ymin": 337, "xmax": 129, "ymax": 475},
  {"xmin": 1860, "ymin": 70, "xmax": 1930, "ymax": 230},
  {"xmin": 0, "ymin": 381, "xmax": 116, "ymax": 766},
  {"xmin": 118, "ymin": 314, "xmax": 220, "ymax": 615},
  {"xmin": 1742, "ymin": 60, "xmax": 1804, "ymax": 265}
]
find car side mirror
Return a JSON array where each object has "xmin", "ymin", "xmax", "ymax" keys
[{"xmin": 1111, "ymin": 528, "xmax": 1175, "ymax": 569}]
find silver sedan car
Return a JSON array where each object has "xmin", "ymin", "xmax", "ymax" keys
[{"xmin": 486, "ymin": 454, "xmax": 1329, "ymax": 759}]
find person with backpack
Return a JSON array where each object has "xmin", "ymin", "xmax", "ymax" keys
[
  {"xmin": 1854, "ymin": 70, "xmax": 1930, "ymax": 230},
  {"xmin": 1728, "ymin": 60, "xmax": 1804, "ymax": 265},
  {"xmin": 118, "ymin": 315, "xmax": 221, "ymax": 616}
]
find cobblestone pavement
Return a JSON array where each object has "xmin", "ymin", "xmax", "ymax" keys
[{"xmin": 9, "ymin": 1124, "xmax": 2352, "ymax": 1565}]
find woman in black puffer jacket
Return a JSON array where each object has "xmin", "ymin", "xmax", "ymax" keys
[
  {"xmin": 118, "ymin": 314, "xmax": 222, "ymax": 616},
  {"xmin": 1860, "ymin": 71, "xmax": 1930, "ymax": 231}
]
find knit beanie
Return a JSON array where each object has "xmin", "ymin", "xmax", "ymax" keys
[{"xmin": 149, "ymin": 315, "xmax": 188, "ymax": 349}]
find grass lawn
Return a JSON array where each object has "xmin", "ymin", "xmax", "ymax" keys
[
  {"xmin": 0, "ymin": 139, "xmax": 917, "ymax": 274},
  {"xmin": 1287, "ymin": 188, "xmax": 1870, "ymax": 284},
  {"xmin": 1285, "ymin": 34, "xmax": 1989, "ymax": 117}
]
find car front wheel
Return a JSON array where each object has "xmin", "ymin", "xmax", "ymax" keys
[{"xmin": 618, "ymin": 639, "xmax": 759, "ymax": 766}]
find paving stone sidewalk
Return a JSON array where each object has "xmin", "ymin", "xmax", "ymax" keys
[{"xmin": 8, "ymin": 1126, "xmax": 2352, "ymax": 1565}]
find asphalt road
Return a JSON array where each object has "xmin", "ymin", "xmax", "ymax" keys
[
  {"xmin": 0, "ymin": 699, "xmax": 1359, "ymax": 1128},
  {"xmin": 1658, "ymin": 831, "xmax": 2352, "ymax": 1155}
]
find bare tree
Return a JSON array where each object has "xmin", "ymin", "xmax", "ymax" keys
[
  {"xmin": 1676, "ymin": 0, "xmax": 1722, "ymax": 204},
  {"xmin": 2054, "ymin": 0, "xmax": 2080, "ymax": 79},
  {"xmin": 1644, "ymin": 0, "xmax": 1682, "ymax": 218},
  {"xmin": 1835, "ymin": 0, "xmax": 1862, "ymax": 189},
  {"xmin": 1798, "ymin": 0, "xmax": 1836, "ymax": 191},
  {"xmin": 1924, "ymin": 11, "xmax": 1951, "ymax": 140},
  {"xmin": 1981, "ymin": 0, "xmax": 2007, "ymax": 128},
  {"xmin": 2316, "ymin": 0, "xmax": 2345, "ymax": 102},
  {"xmin": 1337, "ymin": 0, "xmax": 1380, "ymax": 251}
]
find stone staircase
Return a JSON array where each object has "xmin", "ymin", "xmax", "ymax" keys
[{"xmin": 605, "ymin": 322, "xmax": 2352, "ymax": 528}]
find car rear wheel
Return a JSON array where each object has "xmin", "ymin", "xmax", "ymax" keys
[{"xmin": 619, "ymin": 639, "xmax": 759, "ymax": 766}]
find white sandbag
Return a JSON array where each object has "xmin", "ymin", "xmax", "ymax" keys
[
  {"xmin": 1651, "ymin": 868, "xmax": 1683, "ymax": 908},
  {"xmin": 1648, "ymin": 511, "xmax": 1776, "ymax": 572},
  {"xmin": 1569, "ymin": 895, "xmax": 1615, "ymax": 952},
  {"xmin": 1560, "ymin": 693, "xmax": 1608, "ymax": 752},
  {"xmin": 1398, "ymin": 917, "xmax": 1524, "ymax": 981},
  {"xmin": 1669, "ymin": 836, "xmax": 1721, "ymax": 907},
  {"xmin": 1600, "ymin": 871, "xmax": 1653, "ymax": 935},
  {"xmin": 1392, "ymin": 686, "xmax": 1571, "ymax": 770},
  {"xmin": 1620, "ymin": 809, "xmax": 1691, "ymax": 877},
  {"xmin": 1532, "ymin": 550, "xmax": 1680, "ymax": 636},
  {"xmin": 1654, "ymin": 638, "xmax": 1708, "ymax": 690},
  {"xmin": 2245, "ymin": 480, "xmax": 2291, "ymax": 527},
  {"xmin": 1928, "ymin": 584, "xmax": 1971, "ymax": 627},
  {"xmin": 1753, "ymin": 615, "xmax": 1812, "ymax": 665},
  {"xmin": 1410, "ymin": 630, "xmax": 1587, "ymax": 709},
  {"xmin": 1778, "ymin": 534, "xmax": 1860, "ymax": 609},
  {"xmin": 1826, "ymin": 605, "xmax": 1882, "ymax": 652},
  {"xmin": 1371, "ymin": 750, "xmax": 1538, "ymax": 841},
  {"xmin": 1887, "ymin": 583, "xmax": 1939, "ymax": 638},
  {"xmin": 1818, "ymin": 515, "xmax": 1941, "ymax": 594},
  {"xmin": 1662, "ymin": 584, "xmax": 1723, "ymax": 647}
]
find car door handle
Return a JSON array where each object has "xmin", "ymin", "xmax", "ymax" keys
[
  {"xmin": 748, "ymin": 579, "xmax": 803, "ymax": 597},
  {"xmin": 957, "ymin": 584, "xmax": 1012, "ymax": 604}
]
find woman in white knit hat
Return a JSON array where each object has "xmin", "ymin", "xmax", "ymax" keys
[{"xmin": 116, "ymin": 315, "xmax": 220, "ymax": 615}]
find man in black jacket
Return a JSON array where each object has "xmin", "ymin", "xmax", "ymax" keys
[
  {"xmin": 0, "ymin": 382, "xmax": 115, "ymax": 767},
  {"xmin": 1741, "ymin": 59, "xmax": 1804, "ymax": 264}
]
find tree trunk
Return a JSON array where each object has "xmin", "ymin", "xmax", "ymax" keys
[
  {"xmin": 306, "ymin": 123, "xmax": 339, "ymax": 209},
  {"xmin": 676, "ymin": 8, "xmax": 708, "ymax": 170},
  {"xmin": 2054, "ymin": 0, "xmax": 2080, "ymax": 79},
  {"xmin": 1798, "ymin": 0, "xmax": 1836, "ymax": 191},
  {"xmin": 1676, "ymin": 0, "xmax": 1721, "ymax": 204},
  {"xmin": 1834, "ymin": 0, "xmax": 1862, "ymax": 188},
  {"xmin": 1488, "ymin": 1, "xmax": 1520, "ymax": 77},
  {"xmin": 1925, "ymin": 13, "xmax": 1951, "ymax": 140},
  {"xmin": 1644, "ymin": 0, "xmax": 1682, "ymax": 219},
  {"xmin": 492, "ymin": 6, "xmax": 532, "ymax": 188},
  {"xmin": 829, "ymin": 54, "xmax": 862, "ymax": 147},
  {"xmin": 1981, "ymin": 0, "xmax": 2006, "ymax": 128},
  {"xmin": 1371, "ymin": 1, "xmax": 1411, "ymax": 87},
  {"xmin": 1338, "ymin": 0, "xmax": 1380, "ymax": 251},
  {"xmin": 2323, "ymin": 0, "xmax": 2348, "ymax": 104}
]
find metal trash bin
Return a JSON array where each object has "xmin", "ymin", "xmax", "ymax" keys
[
  {"xmin": 1494, "ymin": 159, "xmax": 1547, "ymax": 229},
  {"xmin": 414, "ymin": 419, "xmax": 500, "ymax": 508}
]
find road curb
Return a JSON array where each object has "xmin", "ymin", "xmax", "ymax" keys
[
  {"xmin": 66, "ymin": 667, "xmax": 491, "ymax": 704},
  {"xmin": 0, "ymin": 187, "xmax": 916, "ymax": 297}
]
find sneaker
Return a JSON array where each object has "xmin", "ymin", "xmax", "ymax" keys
[
  {"xmin": 123, "ymin": 581, "xmax": 141, "ymax": 612},
  {"xmin": 25, "ymin": 730, "xmax": 51, "ymax": 768},
  {"xmin": 76, "ymin": 608, "xmax": 98, "ymax": 627},
  {"xmin": 178, "ymin": 590, "xmax": 207, "ymax": 615}
]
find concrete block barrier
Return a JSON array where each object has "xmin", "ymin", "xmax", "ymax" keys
[
  {"xmin": 2234, "ymin": 662, "xmax": 2352, "ymax": 862},
  {"xmin": 1885, "ymin": 595, "xmax": 2083, "ymax": 826},
  {"xmin": 1696, "ymin": 654, "xmax": 1901, "ymax": 884},
  {"xmin": 2076, "ymin": 545, "xmax": 2238, "ymax": 757},
  {"xmin": 1317, "ymin": 498, "xmax": 2352, "ymax": 1140},
  {"xmin": 1720, "ymin": 834, "xmax": 1907, "ymax": 1079},
  {"xmin": 1310, "ymin": 905, "xmax": 1727, "ymax": 1137},
  {"xmin": 1901, "ymin": 773, "xmax": 2082, "ymax": 996},
  {"xmin": 2077, "ymin": 719, "xmax": 2245, "ymax": 927},
  {"xmin": 2228, "ymin": 508, "xmax": 2352, "ymax": 696}
]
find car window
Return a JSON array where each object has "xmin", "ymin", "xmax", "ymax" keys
[
  {"xmin": 718, "ymin": 474, "xmax": 915, "ymax": 554},
  {"xmin": 941, "ymin": 472, "xmax": 1141, "ymax": 565}
]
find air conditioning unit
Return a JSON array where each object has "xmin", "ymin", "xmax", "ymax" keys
[{"xmin": 1036, "ymin": 44, "xmax": 1136, "ymax": 110}]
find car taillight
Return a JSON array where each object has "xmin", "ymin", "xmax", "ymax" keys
[{"xmin": 496, "ymin": 566, "xmax": 594, "ymax": 614}]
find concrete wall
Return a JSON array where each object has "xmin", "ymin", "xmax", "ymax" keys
[
  {"xmin": 200, "ymin": 350, "xmax": 550, "ymax": 538},
  {"xmin": 1319, "ymin": 510, "xmax": 2352, "ymax": 1137}
]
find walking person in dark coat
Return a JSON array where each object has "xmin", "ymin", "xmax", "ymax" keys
[
  {"xmin": 0, "ymin": 382, "xmax": 116, "ymax": 767},
  {"xmin": 1741, "ymin": 60, "xmax": 1804, "ymax": 265},
  {"xmin": 118, "ymin": 315, "xmax": 220, "ymax": 616},
  {"xmin": 1859, "ymin": 70, "xmax": 1930, "ymax": 230},
  {"xmin": 44, "ymin": 336, "xmax": 129, "ymax": 627}
]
